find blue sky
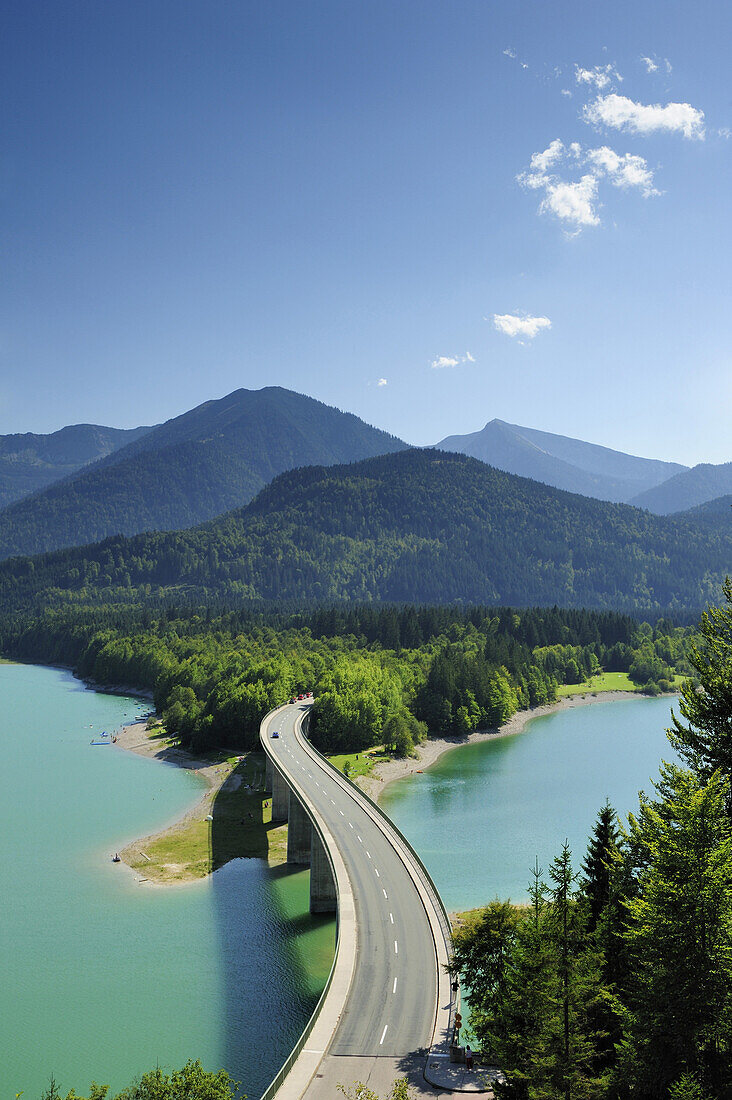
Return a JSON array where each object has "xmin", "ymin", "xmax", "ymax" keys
[{"xmin": 3, "ymin": 1, "xmax": 730, "ymax": 465}]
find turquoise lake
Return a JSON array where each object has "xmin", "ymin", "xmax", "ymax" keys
[
  {"xmin": 1, "ymin": 664, "xmax": 680, "ymax": 1097},
  {"xmin": 0, "ymin": 663, "xmax": 334, "ymax": 1099},
  {"xmin": 380, "ymin": 694, "xmax": 679, "ymax": 910}
]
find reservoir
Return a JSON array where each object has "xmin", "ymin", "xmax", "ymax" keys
[
  {"xmin": 380, "ymin": 694, "xmax": 679, "ymax": 910},
  {"xmin": 0, "ymin": 663, "xmax": 334, "ymax": 1099},
  {"xmin": 2, "ymin": 664, "xmax": 678, "ymax": 1097}
]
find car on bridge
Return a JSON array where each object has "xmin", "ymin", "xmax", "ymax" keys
[{"xmin": 271, "ymin": 730, "xmax": 280, "ymax": 738}]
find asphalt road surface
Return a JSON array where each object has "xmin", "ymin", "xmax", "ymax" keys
[{"xmin": 263, "ymin": 703, "xmax": 438, "ymax": 1061}]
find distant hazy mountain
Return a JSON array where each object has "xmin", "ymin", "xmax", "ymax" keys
[
  {"xmin": 0, "ymin": 387, "xmax": 407, "ymax": 561},
  {"xmin": 0, "ymin": 423, "xmax": 152, "ymax": 509},
  {"xmin": 3, "ymin": 450, "xmax": 728, "ymax": 615},
  {"xmin": 434, "ymin": 419, "xmax": 686, "ymax": 503},
  {"xmin": 631, "ymin": 462, "xmax": 732, "ymax": 515}
]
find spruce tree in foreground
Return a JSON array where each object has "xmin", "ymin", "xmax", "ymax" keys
[{"xmin": 616, "ymin": 766, "xmax": 732, "ymax": 1098}]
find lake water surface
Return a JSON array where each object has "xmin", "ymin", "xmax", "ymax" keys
[
  {"xmin": 380, "ymin": 694, "xmax": 679, "ymax": 910},
  {"xmin": 1, "ymin": 665, "xmax": 679, "ymax": 1096},
  {"xmin": 0, "ymin": 663, "xmax": 334, "ymax": 1099}
]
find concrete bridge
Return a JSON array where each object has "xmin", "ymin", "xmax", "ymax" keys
[{"xmin": 260, "ymin": 701, "xmax": 492, "ymax": 1100}]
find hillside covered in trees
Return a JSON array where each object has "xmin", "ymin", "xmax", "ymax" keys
[
  {"xmin": 0, "ymin": 387, "xmax": 407, "ymax": 561},
  {"xmin": 0, "ymin": 450, "xmax": 729, "ymax": 616}
]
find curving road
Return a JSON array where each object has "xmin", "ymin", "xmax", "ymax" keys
[{"xmin": 261, "ymin": 702, "xmax": 452, "ymax": 1097}]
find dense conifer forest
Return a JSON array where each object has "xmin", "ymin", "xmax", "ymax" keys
[{"xmin": 0, "ymin": 451, "xmax": 728, "ymax": 616}]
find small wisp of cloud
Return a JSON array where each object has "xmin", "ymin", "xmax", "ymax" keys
[
  {"xmin": 575, "ymin": 64, "xmax": 623, "ymax": 90},
  {"xmin": 376, "ymin": 378, "xmax": 387, "ymax": 386},
  {"xmin": 430, "ymin": 352, "xmax": 475, "ymax": 370},
  {"xmin": 492, "ymin": 313, "xmax": 552, "ymax": 342}
]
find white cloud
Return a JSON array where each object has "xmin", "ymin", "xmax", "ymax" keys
[
  {"xmin": 561, "ymin": 89, "xmax": 572, "ymax": 98},
  {"xmin": 503, "ymin": 47, "xmax": 516, "ymax": 58},
  {"xmin": 522, "ymin": 138, "xmax": 564, "ymax": 183},
  {"xmin": 718, "ymin": 127, "xmax": 731, "ymax": 140},
  {"xmin": 493, "ymin": 313, "xmax": 552, "ymax": 340},
  {"xmin": 540, "ymin": 175, "xmax": 600, "ymax": 230},
  {"xmin": 376, "ymin": 378, "xmax": 387, "ymax": 386},
  {"xmin": 641, "ymin": 56, "xmax": 658, "ymax": 73},
  {"xmin": 430, "ymin": 353, "xmax": 474, "ymax": 370},
  {"xmin": 583, "ymin": 93, "xmax": 705, "ymax": 139},
  {"xmin": 665, "ymin": 58, "xmax": 673, "ymax": 74},
  {"xmin": 585, "ymin": 146, "xmax": 660, "ymax": 196},
  {"xmin": 517, "ymin": 139, "xmax": 659, "ymax": 232},
  {"xmin": 575, "ymin": 64, "xmax": 622, "ymax": 90}
]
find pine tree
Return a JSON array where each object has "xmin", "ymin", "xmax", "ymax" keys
[
  {"xmin": 581, "ymin": 802, "xmax": 619, "ymax": 932},
  {"xmin": 668, "ymin": 576, "xmax": 732, "ymax": 810},
  {"xmin": 617, "ymin": 765, "xmax": 732, "ymax": 1098}
]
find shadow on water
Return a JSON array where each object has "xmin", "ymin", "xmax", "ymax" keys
[{"xmin": 209, "ymin": 756, "xmax": 336, "ymax": 1097}]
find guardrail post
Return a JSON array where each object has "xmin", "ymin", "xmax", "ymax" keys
[
  {"xmin": 287, "ymin": 791, "xmax": 312, "ymax": 864},
  {"xmin": 310, "ymin": 829, "xmax": 337, "ymax": 913},
  {"xmin": 271, "ymin": 766, "xmax": 290, "ymax": 822}
]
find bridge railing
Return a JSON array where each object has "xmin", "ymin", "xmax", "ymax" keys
[{"xmin": 301, "ymin": 711, "xmax": 453, "ymax": 946}]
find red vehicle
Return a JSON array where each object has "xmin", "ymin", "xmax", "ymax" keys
[{"xmin": 298, "ymin": 693, "xmax": 304, "ymax": 700}]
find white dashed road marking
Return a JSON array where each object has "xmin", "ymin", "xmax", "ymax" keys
[{"xmin": 380, "ymin": 1025, "xmax": 388, "ymax": 1045}]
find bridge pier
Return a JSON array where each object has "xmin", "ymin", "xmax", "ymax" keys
[
  {"xmin": 265, "ymin": 757, "xmax": 273, "ymax": 794},
  {"xmin": 310, "ymin": 829, "xmax": 337, "ymax": 913},
  {"xmin": 271, "ymin": 766, "xmax": 290, "ymax": 822},
  {"xmin": 287, "ymin": 791, "xmax": 312, "ymax": 864}
]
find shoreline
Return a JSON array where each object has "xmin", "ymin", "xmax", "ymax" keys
[
  {"xmin": 111, "ymin": 688, "xmax": 670, "ymax": 886},
  {"xmin": 358, "ymin": 689, "xmax": 671, "ymax": 804}
]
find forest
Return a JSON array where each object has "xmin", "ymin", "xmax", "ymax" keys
[
  {"xmin": 0, "ymin": 602, "xmax": 692, "ymax": 756},
  {"xmin": 0, "ymin": 451, "xmax": 728, "ymax": 616},
  {"xmin": 451, "ymin": 583, "xmax": 732, "ymax": 1099}
]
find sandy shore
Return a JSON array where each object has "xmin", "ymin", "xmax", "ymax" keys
[
  {"xmin": 357, "ymin": 690, "xmax": 647, "ymax": 803},
  {"xmin": 112, "ymin": 718, "xmax": 240, "ymax": 883}
]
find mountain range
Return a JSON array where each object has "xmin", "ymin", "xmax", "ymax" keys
[
  {"xmin": 0, "ymin": 388, "xmax": 728, "ymax": 572},
  {"xmin": 434, "ymin": 419, "xmax": 686, "ymax": 503},
  {"xmin": 1, "ymin": 449, "xmax": 729, "ymax": 616},
  {"xmin": 0, "ymin": 388, "xmax": 406, "ymax": 562},
  {"xmin": 0, "ymin": 422, "xmax": 152, "ymax": 509}
]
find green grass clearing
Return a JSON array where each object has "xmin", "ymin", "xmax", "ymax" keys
[
  {"xmin": 557, "ymin": 671, "xmax": 685, "ymax": 697},
  {"xmin": 328, "ymin": 746, "xmax": 390, "ymax": 779}
]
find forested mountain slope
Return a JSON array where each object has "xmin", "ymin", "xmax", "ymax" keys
[
  {"xmin": 1, "ymin": 450, "xmax": 729, "ymax": 615},
  {"xmin": 0, "ymin": 387, "xmax": 407, "ymax": 561},
  {"xmin": 435, "ymin": 419, "xmax": 685, "ymax": 502},
  {"xmin": 631, "ymin": 461, "xmax": 732, "ymax": 515},
  {"xmin": 0, "ymin": 422, "xmax": 152, "ymax": 509}
]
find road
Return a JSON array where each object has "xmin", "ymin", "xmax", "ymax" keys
[{"xmin": 265, "ymin": 702, "xmax": 438, "ymax": 1058}]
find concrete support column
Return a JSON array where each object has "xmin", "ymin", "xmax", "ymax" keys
[
  {"xmin": 265, "ymin": 758, "xmax": 273, "ymax": 794},
  {"xmin": 287, "ymin": 792, "xmax": 312, "ymax": 865},
  {"xmin": 310, "ymin": 829, "xmax": 337, "ymax": 914},
  {"xmin": 271, "ymin": 766, "xmax": 290, "ymax": 823}
]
